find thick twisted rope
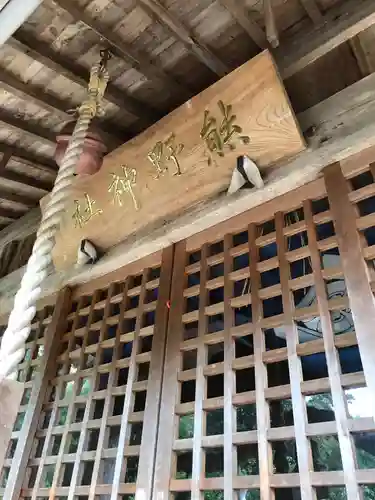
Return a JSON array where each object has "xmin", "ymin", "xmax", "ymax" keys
[{"xmin": 0, "ymin": 59, "xmax": 109, "ymax": 381}]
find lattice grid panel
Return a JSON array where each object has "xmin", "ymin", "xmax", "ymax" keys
[
  {"xmin": 0, "ymin": 304, "xmax": 55, "ymax": 496},
  {"xmin": 154, "ymin": 169, "xmax": 375, "ymax": 500},
  {"xmin": 19, "ymin": 254, "xmax": 169, "ymax": 500}
]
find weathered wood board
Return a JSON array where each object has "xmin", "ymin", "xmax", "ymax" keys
[{"xmin": 49, "ymin": 50, "xmax": 305, "ymax": 270}]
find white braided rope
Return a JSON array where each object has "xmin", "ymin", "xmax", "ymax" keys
[{"xmin": 0, "ymin": 62, "xmax": 109, "ymax": 381}]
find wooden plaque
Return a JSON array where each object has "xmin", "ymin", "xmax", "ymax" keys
[{"xmin": 49, "ymin": 51, "xmax": 305, "ymax": 270}]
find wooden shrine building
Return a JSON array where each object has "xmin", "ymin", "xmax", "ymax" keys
[{"xmin": 1, "ymin": 0, "xmax": 375, "ymax": 499}]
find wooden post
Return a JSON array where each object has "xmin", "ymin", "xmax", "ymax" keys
[
  {"xmin": 324, "ymin": 162, "xmax": 375, "ymax": 418},
  {"xmin": 0, "ymin": 379, "xmax": 23, "ymax": 473},
  {"xmin": 3, "ymin": 287, "xmax": 72, "ymax": 500}
]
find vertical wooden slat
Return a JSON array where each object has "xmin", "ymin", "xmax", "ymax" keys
[
  {"xmin": 4, "ymin": 287, "xmax": 72, "ymax": 500},
  {"xmin": 153, "ymin": 240, "xmax": 186, "ymax": 500},
  {"xmin": 88, "ymin": 282, "xmax": 129, "ymax": 500},
  {"xmin": 58, "ymin": 289, "xmax": 101, "ymax": 500},
  {"xmin": 136, "ymin": 246, "xmax": 174, "ymax": 498},
  {"xmin": 275, "ymin": 211, "xmax": 315, "ymax": 500},
  {"xmin": 68, "ymin": 285, "xmax": 115, "ymax": 500},
  {"xmin": 31, "ymin": 296, "xmax": 84, "ymax": 500},
  {"xmin": 248, "ymin": 224, "xmax": 274, "ymax": 500},
  {"xmin": 325, "ymin": 162, "xmax": 375, "ymax": 416},
  {"xmin": 110, "ymin": 271, "xmax": 148, "ymax": 500},
  {"xmin": 304, "ymin": 199, "xmax": 362, "ymax": 500},
  {"xmin": 223, "ymin": 234, "xmax": 235, "ymax": 500},
  {"xmin": 191, "ymin": 244, "xmax": 208, "ymax": 500}
]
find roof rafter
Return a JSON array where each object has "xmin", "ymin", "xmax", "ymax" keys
[
  {"xmin": 0, "ymin": 68, "xmax": 130, "ymax": 143},
  {"xmin": 54, "ymin": 0, "xmax": 191, "ymax": 98},
  {"xmin": 0, "ymin": 144, "xmax": 56, "ymax": 176},
  {"xmin": 0, "ymin": 107, "xmax": 55, "ymax": 146},
  {"xmin": 0, "ymin": 189, "xmax": 36, "ymax": 208},
  {"xmin": 299, "ymin": 0, "xmax": 323, "ymax": 24},
  {"xmin": 9, "ymin": 32, "xmax": 161, "ymax": 127},
  {"xmin": 218, "ymin": 0, "xmax": 267, "ymax": 49},
  {"xmin": 137, "ymin": 0, "xmax": 229, "ymax": 76},
  {"xmin": 277, "ymin": 0, "xmax": 375, "ymax": 79},
  {"xmin": 0, "ymin": 208, "xmax": 21, "ymax": 221},
  {"xmin": 0, "ymin": 169, "xmax": 52, "ymax": 192}
]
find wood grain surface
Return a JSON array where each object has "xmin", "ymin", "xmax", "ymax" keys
[{"xmin": 50, "ymin": 51, "xmax": 304, "ymax": 271}]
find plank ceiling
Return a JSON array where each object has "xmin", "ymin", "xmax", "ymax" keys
[{"xmin": 0, "ymin": 0, "xmax": 374, "ymax": 230}]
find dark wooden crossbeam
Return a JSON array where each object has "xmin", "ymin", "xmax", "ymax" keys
[
  {"xmin": 0, "ymin": 108, "xmax": 55, "ymax": 146},
  {"xmin": 0, "ymin": 169, "xmax": 52, "ymax": 192},
  {"xmin": 9, "ymin": 32, "xmax": 161, "ymax": 128},
  {"xmin": 54, "ymin": 0, "xmax": 191, "ymax": 98},
  {"xmin": 0, "ymin": 189, "xmax": 36, "ymax": 208},
  {"xmin": 299, "ymin": 0, "xmax": 323, "ymax": 24},
  {"xmin": 0, "ymin": 144, "xmax": 56, "ymax": 176},
  {"xmin": 137, "ymin": 0, "xmax": 229, "ymax": 76},
  {"xmin": 218, "ymin": 0, "xmax": 267, "ymax": 49},
  {"xmin": 0, "ymin": 208, "xmax": 22, "ymax": 221}
]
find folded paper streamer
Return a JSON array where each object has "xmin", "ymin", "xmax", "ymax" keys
[{"xmin": 227, "ymin": 155, "xmax": 264, "ymax": 195}]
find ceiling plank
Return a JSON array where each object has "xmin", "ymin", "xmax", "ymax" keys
[
  {"xmin": 218, "ymin": 0, "xmax": 267, "ymax": 49},
  {"xmin": 0, "ymin": 107, "xmax": 55, "ymax": 145},
  {"xmin": 299, "ymin": 0, "xmax": 323, "ymax": 25},
  {"xmin": 0, "ymin": 190, "xmax": 36, "ymax": 208},
  {"xmin": 277, "ymin": 0, "xmax": 375, "ymax": 79},
  {"xmin": 9, "ymin": 32, "xmax": 161, "ymax": 127},
  {"xmin": 54, "ymin": 0, "xmax": 190, "ymax": 97},
  {"xmin": 0, "ymin": 170, "xmax": 52, "ymax": 192},
  {"xmin": 0, "ymin": 68, "xmax": 71, "ymax": 118},
  {"xmin": 137, "ymin": 0, "xmax": 229, "ymax": 76}
]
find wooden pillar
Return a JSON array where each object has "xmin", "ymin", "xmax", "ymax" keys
[
  {"xmin": 324, "ymin": 162, "xmax": 375, "ymax": 418},
  {"xmin": 0, "ymin": 379, "xmax": 23, "ymax": 473},
  {"xmin": 3, "ymin": 287, "xmax": 72, "ymax": 500}
]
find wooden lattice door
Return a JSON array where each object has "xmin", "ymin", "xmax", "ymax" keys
[
  {"xmin": 153, "ymin": 161, "xmax": 375, "ymax": 500},
  {"xmin": 2, "ymin": 159, "xmax": 375, "ymax": 500},
  {"xmin": 2, "ymin": 248, "xmax": 173, "ymax": 500}
]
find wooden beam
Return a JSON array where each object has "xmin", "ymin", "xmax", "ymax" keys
[
  {"xmin": 54, "ymin": 0, "xmax": 190, "ymax": 97},
  {"xmin": 0, "ymin": 108, "xmax": 55, "ymax": 146},
  {"xmin": 8, "ymin": 32, "xmax": 161, "ymax": 128},
  {"xmin": 3, "ymin": 72, "xmax": 375, "ymax": 315},
  {"xmin": 324, "ymin": 163, "xmax": 375, "ymax": 417},
  {"xmin": 0, "ymin": 148, "xmax": 12, "ymax": 172},
  {"xmin": 277, "ymin": 0, "xmax": 375, "ymax": 79},
  {"xmin": 218, "ymin": 0, "xmax": 267, "ymax": 49},
  {"xmin": 0, "ymin": 170, "xmax": 51, "ymax": 192},
  {"xmin": 299, "ymin": 0, "xmax": 323, "ymax": 25},
  {"xmin": 0, "ymin": 144, "xmax": 56, "ymax": 176},
  {"xmin": 0, "ymin": 207, "xmax": 40, "ymax": 252},
  {"xmin": 137, "ymin": 0, "xmax": 229, "ymax": 76},
  {"xmin": 0, "ymin": 379, "xmax": 24, "ymax": 474},
  {"xmin": 0, "ymin": 190, "xmax": 36, "ymax": 208},
  {"xmin": 0, "ymin": 208, "xmax": 21, "ymax": 221},
  {"xmin": 264, "ymin": 0, "xmax": 279, "ymax": 48},
  {"xmin": 3, "ymin": 288, "xmax": 73, "ymax": 500}
]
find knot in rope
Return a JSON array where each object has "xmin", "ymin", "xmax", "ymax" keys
[{"xmin": 79, "ymin": 50, "xmax": 110, "ymax": 118}]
